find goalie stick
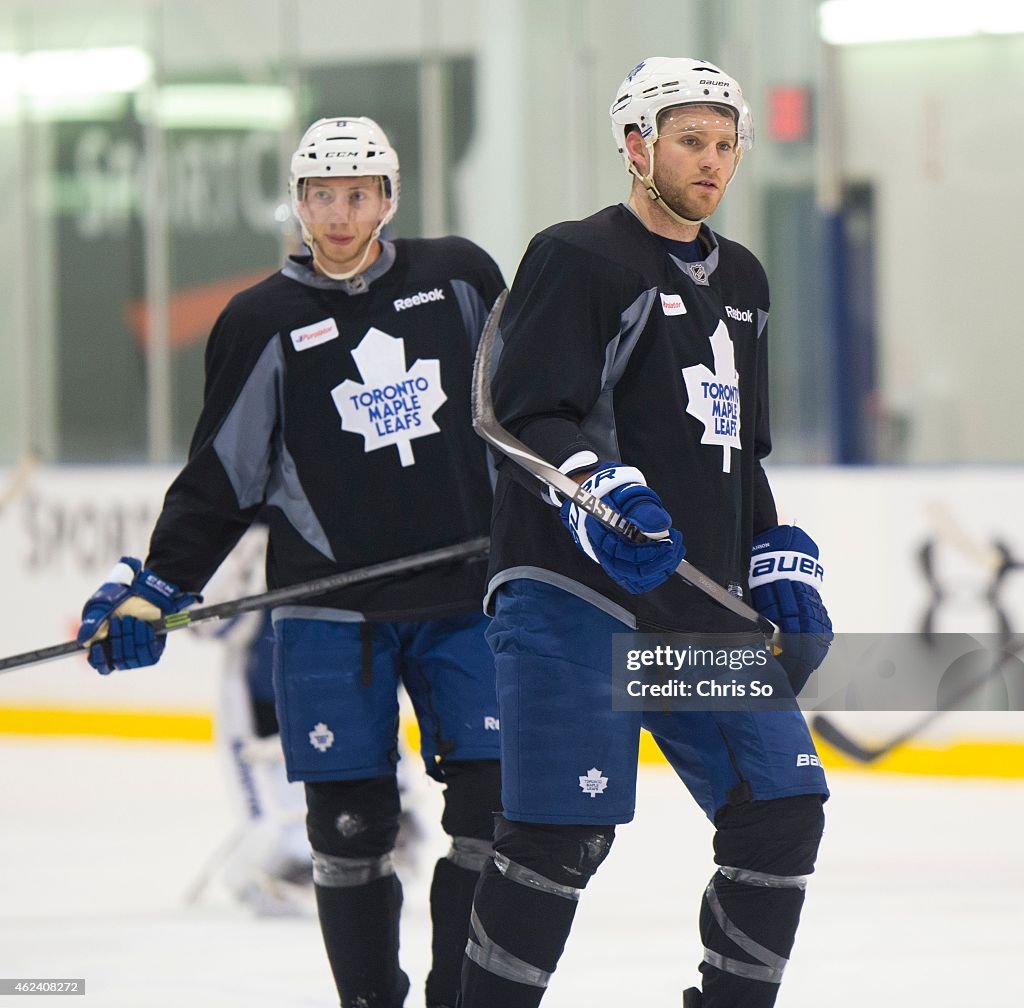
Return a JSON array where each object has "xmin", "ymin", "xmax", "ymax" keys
[
  {"xmin": 0, "ymin": 537, "xmax": 489, "ymax": 674},
  {"xmin": 471, "ymin": 289, "xmax": 776, "ymax": 640},
  {"xmin": 811, "ymin": 632, "xmax": 1024, "ymax": 763}
]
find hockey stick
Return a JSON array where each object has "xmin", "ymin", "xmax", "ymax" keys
[
  {"xmin": 0, "ymin": 537, "xmax": 489, "ymax": 673},
  {"xmin": 471, "ymin": 289, "xmax": 776, "ymax": 639},
  {"xmin": 810, "ymin": 632, "xmax": 1024, "ymax": 763}
]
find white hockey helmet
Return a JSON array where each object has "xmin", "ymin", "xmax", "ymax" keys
[
  {"xmin": 609, "ymin": 56, "xmax": 754, "ymax": 169},
  {"xmin": 289, "ymin": 116, "xmax": 400, "ymax": 228}
]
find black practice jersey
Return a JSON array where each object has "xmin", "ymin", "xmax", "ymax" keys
[
  {"xmin": 147, "ymin": 237, "xmax": 505, "ymax": 621},
  {"xmin": 487, "ymin": 204, "xmax": 778, "ymax": 633}
]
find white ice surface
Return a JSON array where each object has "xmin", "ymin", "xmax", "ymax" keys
[{"xmin": 0, "ymin": 737, "xmax": 1022, "ymax": 1007}]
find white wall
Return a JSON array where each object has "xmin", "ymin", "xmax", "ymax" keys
[{"xmin": 834, "ymin": 35, "xmax": 1024, "ymax": 462}]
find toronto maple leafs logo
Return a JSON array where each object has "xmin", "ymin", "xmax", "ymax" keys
[
  {"xmin": 309, "ymin": 722, "xmax": 335, "ymax": 752},
  {"xmin": 331, "ymin": 327, "xmax": 447, "ymax": 467},
  {"xmin": 578, "ymin": 767, "xmax": 608, "ymax": 798},
  {"xmin": 681, "ymin": 321, "xmax": 741, "ymax": 473}
]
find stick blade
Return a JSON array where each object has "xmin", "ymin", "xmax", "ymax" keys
[
  {"xmin": 810, "ymin": 713, "xmax": 886, "ymax": 764},
  {"xmin": 471, "ymin": 288, "xmax": 509, "ymax": 436}
]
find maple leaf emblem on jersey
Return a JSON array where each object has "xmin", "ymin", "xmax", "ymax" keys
[
  {"xmin": 331, "ymin": 327, "xmax": 447, "ymax": 467},
  {"xmin": 681, "ymin": 321, "xmax": 741, "ymax": 473}
]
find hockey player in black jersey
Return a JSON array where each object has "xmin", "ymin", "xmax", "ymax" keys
[
  {"xmin": 76, "ymin": 116, "xmax": 505, "ymax": 1008},
  {"xmin": 459, "ymin": 59, "xmax": 832, "ymax": 1008}
]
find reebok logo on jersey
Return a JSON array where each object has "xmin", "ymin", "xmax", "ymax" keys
[
  {"xmin": 726, "ymin": 306, "xmax": 754, "ymax": 323},
  {"xmin": 291, "ymin": 317, "xmax": 339, "ymax": 351},
  {"xmin": 393, "ymin": 287, "xmax": 445, "ymax": 312},
  {"xmin": 796, "ymin": 753, "xmax": 821, "ymax": 767},
  {"xmin": 484, "ymin": 716, "xmax": 500, "ymax": 731},
  {"xmin": 660, "ymin": 292, "xmax": 687, "ymax": 316}
]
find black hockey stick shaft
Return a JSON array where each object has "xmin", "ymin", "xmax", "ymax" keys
[
  {"xmin": 472, "ymin": 289, "xmax": 776, "ymax": 640},
  {"xmin": 0, "ymin": 537, "xmax": 489, "ymax": 674},
  {"xmin": 810, "ymin": 635, "xmax": 1024, "ymax": 763}
]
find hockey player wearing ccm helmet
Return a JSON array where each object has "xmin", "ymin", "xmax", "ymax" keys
[{"xmin": 76, "ymin": 116, "xmax": 506, "ymax": 1008}]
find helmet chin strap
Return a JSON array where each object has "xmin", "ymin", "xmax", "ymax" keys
[
  {"xmin": 304, "ymin": 222, "xmax": 383, "ymax": 281},
  {"xmin": 630, "ymin": 140, "xmax": 744, "ymax": 228}
]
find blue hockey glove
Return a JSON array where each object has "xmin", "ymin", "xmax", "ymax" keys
[
  {"xmin": 77, "ymin": 557, "xmax": 198, "ymax": 674},
  {"xmin": 559, "ymin": 462, "xmax": 685, "ymax": 595},
  {"xmin": 749, "ymin": 525, "xmax": 833, "ymax": 692}
]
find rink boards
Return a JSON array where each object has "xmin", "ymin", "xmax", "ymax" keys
[{"xmin": 2, "ymin": 463, "xmax": 1023, "ymax": 776}]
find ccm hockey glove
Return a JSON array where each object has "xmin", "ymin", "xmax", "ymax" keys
[
  {"xmin": 77, "ymin": 557, "xmax": 198, "ymax": 674},
  {"xmin": 749, "ymin": 525, "xmax": 833, "ymax": 692},
  {"xmin": 560, "ymin": 462, "xmax": 685, "ymax": 595}
]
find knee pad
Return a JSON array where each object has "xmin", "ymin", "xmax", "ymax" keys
[
  {"xmin": 713, "ymin": 794, "xmax": 825, "ymax": 878},
  {"xmin": 492, "ymin": 815, "xmax": 615, "ymax": 891},
  {"xmin": 437, "ymin": 759, "xmax": 501, "ymax": 840},
  {"xmin": 305, "ymin": 775, "xmax": 401, "ymax": 860},
  {"xmin": 436, "ymin": 759, "xmax": 502, "ymax": 873}
]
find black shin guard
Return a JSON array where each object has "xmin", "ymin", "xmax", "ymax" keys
[
  {"xmin": 426, "ymin": 760, "xmax": 501, "ymax": 1008},
  {"xmin": 314, "ymin": 873, "xmax": 409, "ymax": 1008},
  {"xmin": 306, "ymin": 777, "xmax": 408, "ymax": 1007},
  {"xmin": 459, "ymin": 817, "xmax": 615, "ymax": 1008},
  {"xmin": 427, "ymin": 856, "xmax": 483, "ymax": 1007},
  {"xmin": 699, "ymin": 794, "xmax": 825, "ymax": 1008}
]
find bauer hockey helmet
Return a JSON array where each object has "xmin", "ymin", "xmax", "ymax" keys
[
  {"xmin": 609, "ymin": 56, "xmax": 754, "ymax": 167},
  {"xmin": 289, "ymin": 116, "xmax": 400, "ymax": 228}
]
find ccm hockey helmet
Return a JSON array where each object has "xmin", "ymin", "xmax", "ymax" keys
[
  {"xmin": 289, "ymin": 116, "xmax": 400, "ymax": 228},
  {"xmin": 609, "ymin": 56, "xmax": 754, "ymax": 168}
]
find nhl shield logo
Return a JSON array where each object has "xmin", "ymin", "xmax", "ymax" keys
[
  {"xmin": 687, "ymin": 262, "xmax": 709, "ymax": 286},
  {"xmin": 309, "ymin": 722, "xmax": 335, "ymax": 752}
]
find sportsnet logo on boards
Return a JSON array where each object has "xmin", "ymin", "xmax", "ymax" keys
[
  {"xmin": 393, "ymin": 287, "xmax": 446, "ymax": 312},
  {"xmin": 660, "ymin": 292, "xmax": 687, "ymax": 316}
]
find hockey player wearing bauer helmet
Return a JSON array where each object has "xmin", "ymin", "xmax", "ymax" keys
[
  {"xmin": 459, "ymin": 56, "xmax": 829, "ymax": 1008},
  {"xmin": 290, "ymin": 116, "xmax": 400, "ymax": 280},
  {"xmin": 610, "ymin": 56, "xmax": 753, "ymax": 230}
]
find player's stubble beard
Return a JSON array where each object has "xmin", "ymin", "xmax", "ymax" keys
[{"xmin": 652, "ymin": 166, "xmax": 725, "ymax": 227}]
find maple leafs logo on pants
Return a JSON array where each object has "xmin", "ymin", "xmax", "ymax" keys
[{"xmin": 331, "ymin": 327, "xmax": 447, "ymax": 467}]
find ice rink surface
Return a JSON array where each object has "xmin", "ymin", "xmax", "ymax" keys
[{"xmin": 1, "ymin": 736, "xmax": 1022, "ymax": 1007}]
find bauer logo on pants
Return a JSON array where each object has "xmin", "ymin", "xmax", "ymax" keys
[{"xmin": 578, "ymin": 767, "xmax": 608, "ymax": 797}]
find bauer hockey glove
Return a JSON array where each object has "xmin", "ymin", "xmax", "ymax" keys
[
  {"xmin": 559, "ymin": 462, "xmax": 685, "ymax": 595},
  {"xmin": 77, "ymin": 557, "xmax": 198, "ymax": 674},
  {"xmin": 749, "ymin": 525, "xmax": 833, "ymax": 693}
]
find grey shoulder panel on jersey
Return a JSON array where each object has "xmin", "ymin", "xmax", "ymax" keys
[
  {"xmin": 450, "ymin": 277, "xmax": 490, "ymax": 351},
  {"xmin": 213, "ymin": 337, "xmax": 336, "ymax": 562},
  {"xmin": 578, "ymin": 287, "xmax": 659, "ymax": 460}
]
